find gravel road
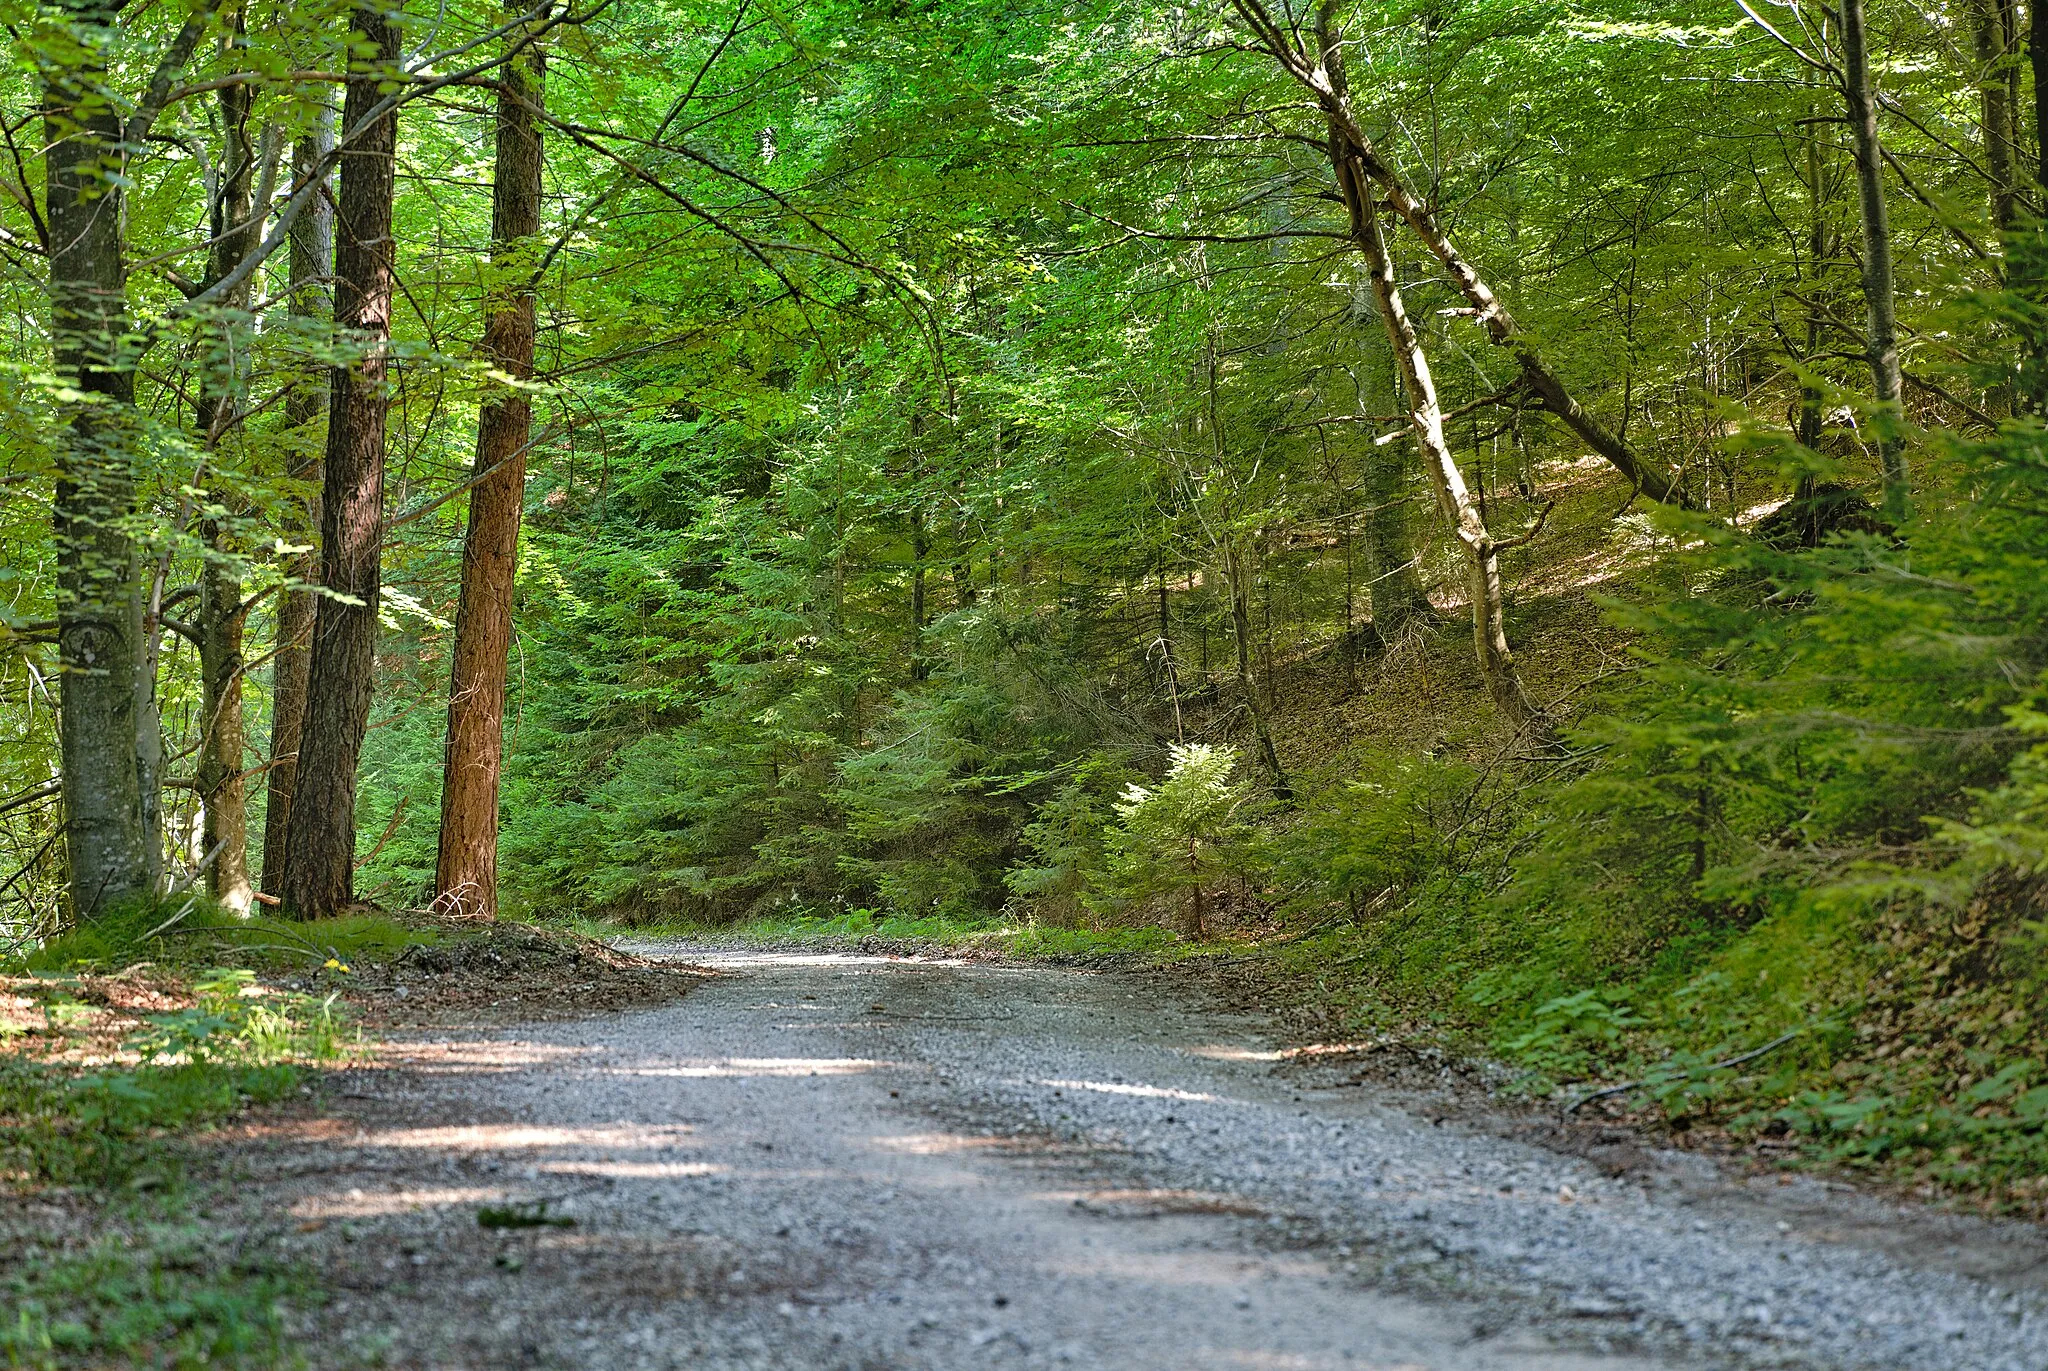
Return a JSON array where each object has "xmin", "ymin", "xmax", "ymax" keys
[{"xmin": 236, "ymin": 948, "xmax": 2048, "ymax": 1370}]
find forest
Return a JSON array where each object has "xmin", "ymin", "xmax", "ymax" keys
[{"xmin": 5, "ymin": 0, "xmax": 2048, "ymax": 1355}]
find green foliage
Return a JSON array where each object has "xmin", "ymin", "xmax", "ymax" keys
[
  {"xmin": 1, "ymin": 968, "xmax": 341, "ymax": 1187},
  {"xmin": 1280, "ymin": 751, "xmax": 1475, "ymax": 913},
  {"xmin": 1005, "ymin": 753, "xmax": 1137, "ymax": 925},
  {"xmin": 1098, "ymin": 744, "xmax": 1258, "ymax": 933},
  {"xmin": 1, "ymin": 1221, "xmax": 309, "ymax": 1371}
]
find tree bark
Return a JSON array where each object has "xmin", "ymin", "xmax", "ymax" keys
[
  {"xmin": 281, "ymin": 7, "xmax": 400, "ymax": 918},
  {"xmin": 1353, "ymin": 329, "xmax": 1432, "ymax": 636},
  {"xmin": 263, "ymin": 116, "xmax": 337, "ymax": 897},
  {"xmin": 1974, "ymin": 0, "xmax": 2018, "ymax": 233},
  {"xmin": 909, "ymin": 505, "xmax": 929, "ymax": 682},
  {"xmin": 45, "ymin": 1, "xmax": 153, "ymax": 917},
  {"xmin": 194, "ymin": 64, "xmax": 259, "ymax": 914},
  {"xmin": 1254, "ymin": 0, "xmax": 1689, "ymax": 507},
  {"xmin": 1341, "ymin": 144, "xmax": 1535, "ymax": 727},
  {"xmin": 1840, "ymin": 0, "xmax": 1910, "ymax": 522},
  {"xmin": 434, "ymin": 30, "xmax": 544, "ymax": 920},
  {"xmin": 1222, "ymin": 534, "xmax": 1291, "ymax": 801}
]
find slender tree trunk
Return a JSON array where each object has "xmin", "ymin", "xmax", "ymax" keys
[
  {"xmin": 263, "ymin": 116, "xmax": 337, "ymax": 897},
  {"xmin": 2015, "ymin": 0, "xmax": 2048, "ymax": 411},
  {"xmin": 281, "ymin": 7, "xmax": 399, "ymax": 918},
  {"xmin": 45, "ymin": 2, "xmax": 152, "ymax": 917},
  {"xmin": 1260, "ymin": 0, "xmax": 1689, "ymax": 507},
  {"xmin": 194, "ymin": 67, "xmax": 259, "ymax": 914},
  {"xmin": 434, "ymin": 30, "xmax": 544, "ymax": 920},
  {"xmin": 1356, "ymin": 356, "xmax": 1432, "ymax": 636},
  {"xmin": 1840, "ymin": 0, "xmax": 1910, "ymax": 522},
  {"xmin": 1157, "ymin": 573, "xmax": 1184, "ymax": 742},
  {"xmin": 1222, "ymin": 534, "xmax": 1291, "ymax": 801},
  {"xmin": 1798, "ymin": 120, "xmax": 1829, "ymax": 470},
  {"xmin": 1343, "ymin": 146, "xmax": 1535, "ymax": 727},
  {"xmin": 909, "ymin": 506, "xmax": 929, "ymax": 682},
  {"xmin": 1975, "ymin": 0, "xmax": 2018, "ymax": 233}
]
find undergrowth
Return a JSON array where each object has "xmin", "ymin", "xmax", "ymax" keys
[{"xmin": 0, "ymin": 896, "xmax": 378, "ymax": 1368}]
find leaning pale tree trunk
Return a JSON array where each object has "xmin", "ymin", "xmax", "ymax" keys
[
  {"xmin": 1839, "ymin": 0, "xmax": 1910, "ymax": 522},
  {"xmin": 282, "ymin": 6, "xmax": 400, "ymax": 918},
  {"xmin": 1341, "ymin": 148, "xmax": 1535, "ymax": 727},
  {"xmin": 262, "ymin": 115, "xmax": 337, "ymax": 899},
  {"xmin": 1309, "ymin": 5, "xmax": 1533, "ymax": 724},
  {"xmin": 435, "ymin": 29, "xmax": 544, "ymax": 920},
  {"xmin": 193, "ymin": 60, "xmax": 263, "ymax": 914},
  {"xmin": 44, "ymin": 0, "xmax": 218, "ymax": 917},
  {"xmin": 1248, "ymin": 0, "xmax": 1690, "ymax": 507}
]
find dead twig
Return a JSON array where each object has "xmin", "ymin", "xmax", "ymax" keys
[{"xmin": 1563, "ymin": 1030, "xmax": 1805, "ymax": 1117}]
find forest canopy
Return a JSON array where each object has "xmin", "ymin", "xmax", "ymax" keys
[{"xmin": 7, "ymin": 0, "xmax": 2048, "ymax": 1183}]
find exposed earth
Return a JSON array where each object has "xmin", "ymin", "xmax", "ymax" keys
[{"xmin": 194, "ymin": 946, "xmax": 2048, "ymax": 1370}]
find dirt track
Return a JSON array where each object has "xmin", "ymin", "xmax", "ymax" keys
[{"xmin": 212, "ymin": 948, "xmax": 2048, "ymax": 1370}]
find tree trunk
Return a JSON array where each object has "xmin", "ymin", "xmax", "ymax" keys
[
  {"xmin": 1355, "ymin": 363, "xmax": 1432, "ymax": 636},
  {"xmin": 281, "ymin": 6, "xmax": 400, "ymax": 918},
  {"xmin": 1341, "ymin": 143, "xmax": 1536, "ymax": 728},
  {"xmin": 434, "ymin": 29, "xmax": 544, "ymax": 920},
  {"xmin": 263, "ymin": 117, "xmax": 337, "ymax": 897},
  {"xmin": 1798, "ymin": 119, "xmax": 1829, "ymax": 468},
  {"xmin": 46, "ymin": 2, "xmax": 153, "ymax": 917},
  {"xmin": 909, "ymin": 505, "xmax": 929, "ymax": 682},
  {"xmin": 194, "ymin": 69, "xmax": 259, "ymax": 914},
  {"xmin": 1975, "ymin": 0, "xmax": 2018, "ymax": 233},
  {"xmin": 1157, "ymin": 574, "xmax": 1185, "ymax": 743},
  {"xmin": 1222, "ymin": 534, "xmax": 1291, "ymax": 801},
  {"xmin": 1840, "ymin": 0, "xmax": 1910, "ymax": 522}
]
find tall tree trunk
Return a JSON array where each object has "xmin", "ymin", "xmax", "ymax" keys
[
  {"xmin": 435, "ymin": 29, "xmax": 544, "ymax": 920},
  {"xmin": 263, "ymin": 116, "xmax": 337, "ymax": 898},
  {"xmin": 909, "ymin": 505, "xmax": 929, "ymax": 682},
  {"xmin": 45, "ymin": 1, "xmax": 152, "ymax": 917},
  {"xmin": 281, "ymin": 7, "xmax": 399, "ymax": 918},
  {"xmin": 1840, "ymin": 0, "xmax": 1910, "ymax": 522},
  {"xmin": 1353, "ymin": 322, "xmax": 1432, "ymax": 636},
  {"xmin": 2017, "ymin": 0, "xmax": 2048, "ymax": 410},
  {"xmin": 1975, "ymin": 0, "xmax": 2019, "ymax": 233},
  {"xmin": 194, "ymin": 63, "xmax": 259, "ymax": 913},
  {"xmin": 1222, "ymin": 534, "xmax": 1291, "ymax": 801},
  {"xmin": 1254, "ymin": 0, "xmax": 1690, "ymax": 507},
  {"xmin": 1157, "ymin": 575, "xmax": 1185, "ymax": 743},
  {"xmin": 1798, "ymin": 119, "xmax": 1829, "ymax": 472},
  {"xmin": 1342, "ymin": 146, "xmax": 1535, "ymax": 727}
]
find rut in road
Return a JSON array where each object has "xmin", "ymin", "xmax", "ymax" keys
[{"xmin": 214, "ymin": 950, "xmax": 2048, "ymax": 1370}]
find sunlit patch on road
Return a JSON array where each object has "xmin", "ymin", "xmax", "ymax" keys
[{"xmin": 1040, "ymin": 1077, "xmax": 1222, "ymax": 1102}]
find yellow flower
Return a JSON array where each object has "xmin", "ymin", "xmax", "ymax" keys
[{"xmin": 322, "ymin": 958, "xmax": 352, "ymax": 973}]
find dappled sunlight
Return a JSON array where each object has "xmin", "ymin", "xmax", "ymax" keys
[
  {"xmin": 870, "ymin": 1132, "xmax": 1024, "ymax": 1156},
  {"xmin": 1045, "ymin": 1188, "xmax": 1266, "ymax": 1218},
  {"xmin": 354, "ymin": 1123, "xmax": 698, "ymax": 1152},
  {"xmin": 369, "ymin": 1040, "xmax": 605, "ymax": 1073},
  {"xmin": 532, "ymin": 1159, "xmax": 726, "ymax": 1179},
  {"xmin": 292, "ymin": 1185, "xmax": 511, "ymax": 1220},
  {"xmin": 611, "ymin": 1056, "xmax": 895, "ymax": 1078},
  {"xmin": 1207, "ymin": 1355, "xmax": 1429, "ymax": 1371},
  {"xmin": 1040, "ymin": 1077, "xmax": 1222, "ymax": 1103},
  {"xmin": 1185, "ymin": 1044, "xmax": 1285, "ymax": 1062}
]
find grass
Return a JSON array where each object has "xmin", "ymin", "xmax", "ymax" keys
[
  {"xmin": 556, "ymin": 906, "xmax": 1174, "ymax": 960},
  {"xmin": 1, "ymin": 896, "xmax": 374, "ymax": 1368},
  {"xmin": 2, "ymin": 1218, "xmax": 312, "ymax": 1371},
  {"xmin": 16, "ymin": 896, "xmax": 455, "ymax": 978}
]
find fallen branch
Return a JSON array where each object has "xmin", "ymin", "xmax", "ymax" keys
[{"xmin": 1563, "ymin": 1029, "xmax": 1805, "ymax": 1117}]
